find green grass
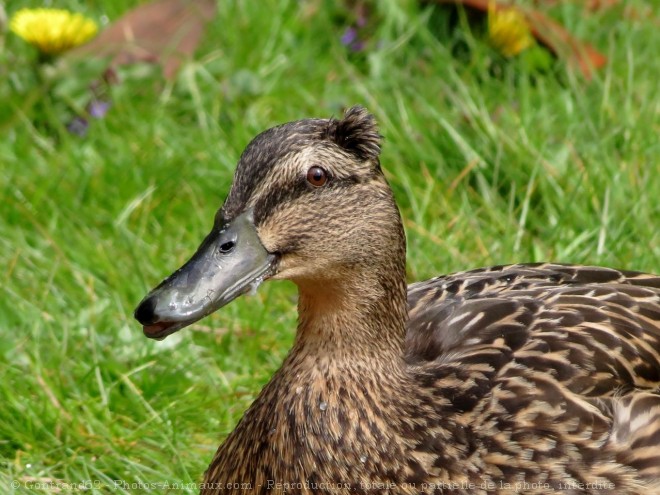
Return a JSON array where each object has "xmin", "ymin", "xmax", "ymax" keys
[{"xmin": 1, "ymin": 0, "xmax": 659, "ymax": 493}]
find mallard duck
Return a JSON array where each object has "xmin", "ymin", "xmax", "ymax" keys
[{"xmin": 134, "ymin": 107, "xmax": 660, "ymax": 494}]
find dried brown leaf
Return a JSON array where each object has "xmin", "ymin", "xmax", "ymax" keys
[{"xmin": 71, "ymin": 0, "xmax": 216, "ymax": 80}]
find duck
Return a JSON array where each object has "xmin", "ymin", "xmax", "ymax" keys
[{"xmin": 134, "ymin": 106, "xmax": 660, "ymax": 494}]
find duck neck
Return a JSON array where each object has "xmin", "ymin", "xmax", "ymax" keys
[{"xmin": 292, "ymin": 262, "xmax": 408, "ymax": 365}]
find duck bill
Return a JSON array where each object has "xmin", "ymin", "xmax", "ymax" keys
[{"xmin": 134, "ymin": 210, "xmax": 278, "ymax": 340}]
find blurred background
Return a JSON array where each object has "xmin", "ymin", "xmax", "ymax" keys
[{"xmin": 1, "ymin": 0, "xmax": 658, "ymax": 492}]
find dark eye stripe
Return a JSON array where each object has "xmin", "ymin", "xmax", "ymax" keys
[{"xmin": 252, "ymin": 171, "xmax": 374, "ymax": 224}]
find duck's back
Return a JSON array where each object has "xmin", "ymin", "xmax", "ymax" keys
[{"xmin": 405, "ymin": 263, "xmax": 660, "ymax": 489}]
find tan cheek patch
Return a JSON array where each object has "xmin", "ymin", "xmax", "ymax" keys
[{"xmin": 256, "ymin": 206, "xmax": 303, "ymax": 253}]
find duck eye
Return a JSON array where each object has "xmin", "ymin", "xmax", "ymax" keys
[{"xmin": 306, "ymin": 166, "xmax": 328, "ymax": 187}]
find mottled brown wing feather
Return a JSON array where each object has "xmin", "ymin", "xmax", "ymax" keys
[
  {"xmin": 405, "ymin": 263, "xmax": 660, "ymax": 483},
  {"xmin": 406, "ymin": 263, "xmax": 660, "ymax": 383}
]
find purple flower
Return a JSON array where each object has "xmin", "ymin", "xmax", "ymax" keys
[
  {"xmin": 66, "ymin": 116, "xmax": 89, "ymax": 137},
  {"xmin": 340, "ymin": 26, "xmax": 366, "ymax": 52},
  {"xmin": 88, "ymin": 99, "xmax": 110, "ymax": 119},
  {"xmin": 341, "ymin": 27, "xmax": 358, "ymax": 46}
]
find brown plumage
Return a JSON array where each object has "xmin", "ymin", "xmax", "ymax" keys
[{"xmin": 137, "ymin": 107, "xmax": 660, "ymax": 494}]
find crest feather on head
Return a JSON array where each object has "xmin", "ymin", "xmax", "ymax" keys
[{"xmin": 325, "ymin": 106, "xmax": 381, "ymax": 161}]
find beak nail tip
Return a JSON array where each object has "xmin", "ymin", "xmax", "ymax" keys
[{"xmin": 134, "ymin": 296, "xmax": 158, "ymax": 326}]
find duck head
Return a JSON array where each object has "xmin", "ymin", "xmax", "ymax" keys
[{"xmin": 134, "ymin": 106, "xmax": 406, "ymax": 340}]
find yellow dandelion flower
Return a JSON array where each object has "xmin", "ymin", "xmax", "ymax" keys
[
  {"xmin": 10, "ymin": 8, "xmax": 98, "ymax": 56},
  {"xmin": 488, "ymin": 4, "xmax": 534, "ymax": 58}
]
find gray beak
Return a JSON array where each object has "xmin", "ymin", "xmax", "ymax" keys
[{"xmin": 134, "ymin": 210, "xmax": 278, "ymax": 340}]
